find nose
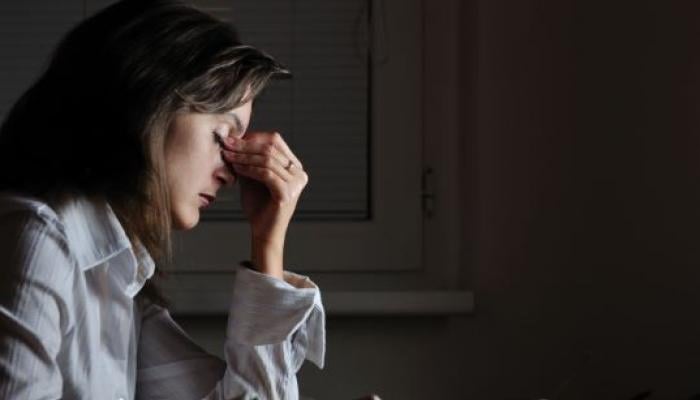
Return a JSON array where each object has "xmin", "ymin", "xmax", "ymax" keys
[{"xmin": 215, "ymin": 164, "xmax": 236, "ymax": 187}]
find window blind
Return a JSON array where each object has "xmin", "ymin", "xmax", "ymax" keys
[{"xmin": 196, "ymin": 0, "xmax": 371, "ymax": 221}]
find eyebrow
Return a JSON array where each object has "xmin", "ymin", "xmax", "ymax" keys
[{"xmin": 223, "ymin": 112, "xmax": 245, "ymax": 135}]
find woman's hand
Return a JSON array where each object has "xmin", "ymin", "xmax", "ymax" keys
[{"xmin": 220, "ymin": 132, "xmax": 307, "ymax": 278}]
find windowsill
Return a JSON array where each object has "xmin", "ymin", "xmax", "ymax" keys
[
  {"xmin": 170, "ymin": 290, "xmax": 474, "ymax": 317},
  {"xmin": 321, "ymin": 290, "xmax": 474, "ymax": 316}
]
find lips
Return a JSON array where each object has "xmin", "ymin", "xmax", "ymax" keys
[{"xmin": 199, "ymin": 193, "xmax": 215, "ymax": 207}]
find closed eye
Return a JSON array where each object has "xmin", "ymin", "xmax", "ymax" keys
[{"xmin": 213, "ymin": 131, "xmax": 226, "ymax": 148}]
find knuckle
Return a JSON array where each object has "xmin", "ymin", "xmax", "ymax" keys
[
  {"xmin": 262, "ymin": 144, "xmax": 274, "ymax": 156},
  {"xmin": 271, "ymin": 131, "xmax": 282, "ymax": 142}
]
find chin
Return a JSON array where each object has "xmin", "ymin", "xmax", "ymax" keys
[{"xmin": 172, "ymin": 209, "xmax": 200, "ymax": 231}]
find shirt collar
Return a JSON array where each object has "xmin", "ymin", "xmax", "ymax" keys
[{"xmin": 55, "ymin": 196, "xmax": 155, "ymax": 298}]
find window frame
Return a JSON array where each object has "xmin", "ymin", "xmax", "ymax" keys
[{"xmin": 168, "ymin": 0, "xmax": 473, "ymax": 316}]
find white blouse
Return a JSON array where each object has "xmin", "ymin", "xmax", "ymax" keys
[{"xmin": 0, "ymin": 193, "xmax": 325, "ymax": 400}]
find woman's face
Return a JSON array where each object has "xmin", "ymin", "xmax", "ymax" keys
[{"xmin": 164, "ymin": 100, "xmax": 252, "ymax": 230}]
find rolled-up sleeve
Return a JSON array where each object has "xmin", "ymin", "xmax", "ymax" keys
[
  {"xmin": 216, "ymin": 265, "xmax": 326, "ymax": 400},
  {"xmin": 136, "ymin": 265, "xmax": 326, "ymax": 400},
  {"xmin": 228, "ymin": 265, "xmax": 325, "ymax": 367}
]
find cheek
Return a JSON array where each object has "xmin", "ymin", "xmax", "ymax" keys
[
  {"xmin": 165, "ymin": 121, "xmax": 220, "ymax": 186},
  {"xmin": 171, "ymin": 154, "xmax": 210, "ymax": 189},
  {"xmin": 165, "ymin": 136, "xmax": 213, "ymax": 175}
]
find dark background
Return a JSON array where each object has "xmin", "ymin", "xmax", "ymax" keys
[
  {"xmin": 287, "ymin": 0, "xmax": 700, "ymax": 398},
  {"xmin": 184, "ymin": 1, "xmax": 700, "ymax": 398}
]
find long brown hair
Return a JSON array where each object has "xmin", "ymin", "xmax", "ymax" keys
[{"xmin": 0, "ymin": 0, "xmax": 289, "ymax": 305}]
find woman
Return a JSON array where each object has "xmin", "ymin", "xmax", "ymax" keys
[{"xmin": 0, "ymin": 1, "xmax": 325, "ymax": 399}]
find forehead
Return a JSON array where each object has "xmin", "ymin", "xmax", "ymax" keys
[
  {"xmin": 222, "ymin": 99, "xmax": 253, "ymax": 131},
  {"xmin": 220, "ymin": 112, "xmax": 245, "ymax": 134}
]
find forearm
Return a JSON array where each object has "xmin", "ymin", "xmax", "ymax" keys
[{"xmin": 250, "ymin": 236, "xmax": 285, "ymax": 280}]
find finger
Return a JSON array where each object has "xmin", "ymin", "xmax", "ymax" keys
[
  {"xmin": 222, "ymin": 150, "xmax": 293, "ymax": 182},
  {"xmin": 268, "ymin": 132, "xmax": 303, "ymax": 170},
  {"xmin": 231, "ymin": 164, "xmax": 290, "ymax": 202},
  {"xmin": 222, "ymin": 139, "xmax": 291, "ymax": 171},
  {"xmin": 225, "ymin": 133, "xmax": 303, "ymax": 171}
]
